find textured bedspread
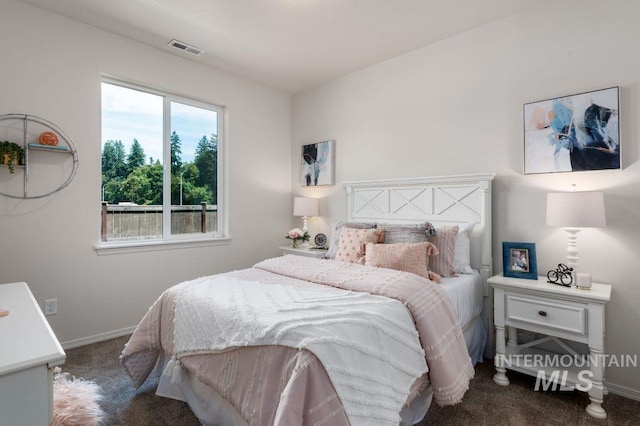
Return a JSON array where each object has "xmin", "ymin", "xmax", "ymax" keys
[{"xmin": 121, "ymin": 255, "xmax": 474, "ymax": 425}]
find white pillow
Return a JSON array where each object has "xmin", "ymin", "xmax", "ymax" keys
[{"xmin": 453, "ymin": 222, "xmax": 476, "ymax": 274}]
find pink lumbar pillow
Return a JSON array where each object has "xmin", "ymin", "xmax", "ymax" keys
[{"xmin": 365, "ymin": 242, "xmax": 439, "ymax": 281}]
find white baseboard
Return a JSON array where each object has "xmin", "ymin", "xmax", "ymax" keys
[
  {"xmin": 61, "ymin": 326, "xmax": 136, "ymax": 350},
  {"xmin": 607, "ymin": 382, "xmax": 640, "ymax": 401}
]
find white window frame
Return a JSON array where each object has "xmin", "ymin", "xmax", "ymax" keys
[{"xmin": 95, "ymin": 77, "xmax": 229, "ymax": 255}]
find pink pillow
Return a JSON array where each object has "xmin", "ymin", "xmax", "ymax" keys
[
  {"xmin": 365, "ymin": 242, "xmax": 438, "ymax": 280},
  {"xmin": 335, "ymin": 227, "xmax": 383, "ymax": 264},
  {"xmin": 429, "ymin": 225, "xmax": 459, "ymax": 277}
]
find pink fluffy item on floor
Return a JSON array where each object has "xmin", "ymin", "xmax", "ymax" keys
[{"xmin": 51, "ymin": 367, "xmax": 105, "ymax": 426}]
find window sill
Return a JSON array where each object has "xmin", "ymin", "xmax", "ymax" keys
[{"xmin": 94, "ymin": 236, "xmax": 231, "ymax": 255}]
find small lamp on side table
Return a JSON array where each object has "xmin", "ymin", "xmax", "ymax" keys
[
  {"xmin": 546, "ymin": 186, "xmax": 606, "ymax": 287},
  {"xmin": 293, "ymin": 197, "xmax": 319, "ymax": 246}
]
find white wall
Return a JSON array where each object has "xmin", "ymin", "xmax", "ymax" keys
[
  {"xmin": 293, "ymin": 0, "xmax": 640, "ymax": 398},
  {"xmin": 0, "ymin": 1, "xmax": 292, "ymax": 346}
]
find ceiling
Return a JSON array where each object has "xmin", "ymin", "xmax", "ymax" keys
[{"xmin": 18, "ymin": 0, "xmax": 541, "ymax": 93}]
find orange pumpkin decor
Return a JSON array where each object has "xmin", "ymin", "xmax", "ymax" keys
[{"xmin": 38, "ymin": 131, "xmax": 59, "ymax": 146}]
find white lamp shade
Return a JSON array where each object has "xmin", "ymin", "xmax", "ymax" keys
[
  {"xmin": 293, "ymin": 197, "xmax": 319, "ymax": 217},
  {"xmin": 546, "ymin": 191, "xmax": 606, "ymax": 228}
]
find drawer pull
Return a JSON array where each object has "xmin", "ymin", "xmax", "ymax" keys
[{"xmin": 538, "ymin": 310, "xmax": 548, "ymax": 317}]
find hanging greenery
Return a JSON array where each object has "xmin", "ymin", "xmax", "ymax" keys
[{"xmin": 0, "ymin": 141, "xmax": 25, "ymax": 173}]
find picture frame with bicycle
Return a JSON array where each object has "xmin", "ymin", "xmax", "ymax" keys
[{"xmin": 502, "ymin": 241, "xmax": 538, "ymax": 280}]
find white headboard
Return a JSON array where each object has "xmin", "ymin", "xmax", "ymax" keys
[{"xmin": 344, "ymin": 173, "xmax": 495, "ymax": 296}]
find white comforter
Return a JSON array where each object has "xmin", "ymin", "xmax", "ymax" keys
[
  {"xmin": 122, "ymin": 256, "xmax": 475, "ymax": 425},
  {"xmin": 168, "ymin": 275, "xmax": 428, "ymax": 425}
]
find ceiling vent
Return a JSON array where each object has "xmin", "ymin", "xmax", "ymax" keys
[{"xmin": 168, "ymin": 39, "xmax": 203, "ymax": 56}]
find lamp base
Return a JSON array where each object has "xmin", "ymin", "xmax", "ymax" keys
[
  {"xmin": 300, "ymin": 216, "xmax": 311, "ymax": 247},
  {"xmin": 564, "ymin": 227, "xmax": 581, "ymax": 285}
]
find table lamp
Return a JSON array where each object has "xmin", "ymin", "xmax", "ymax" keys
[
  {"xmin": 546, "ymin": 187, "xmax": 606, "ymax": 286},
  {"xmin": 293, "ymin": 197, "xmax": 319, "ymax": 236}
]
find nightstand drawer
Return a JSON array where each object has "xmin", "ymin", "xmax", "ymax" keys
[{"xmin": 506, "ymin": 294, "xmax": 587, "ymax": 335}]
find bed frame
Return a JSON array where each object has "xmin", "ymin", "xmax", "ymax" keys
[{"xmin": 344, "ymin": 172, "xmax": 496, "ymax": 358}]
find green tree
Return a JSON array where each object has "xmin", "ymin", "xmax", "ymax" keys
[
  {"xmin": 122, "ymin": 163, "xmax": 163, "ymax": 205},
  {"xmin": 101, "ymin": 131, "xmax": 217, "ymax": 208},
  {"xmin": 102, "ymin": 176, "xmax": 125, "ymax": 204},
  {"xmin": 101, "ymin": 140, "xmax": 127, "ymax": 180},
  {"xmin": 171, "ymin": 163, "xmax": 199, "ymax": 205},
  {"xmin": 194, "ymin": 133, "xmax": 217, "ymax": 204},
  {"xmin": 101, "ymin": 140, "xmax": 128, "ymax": 203},
  {"xmin": 170, "ymin": 131, "xmax": 182, "ymax": 175},
  {"xmin": 184, "ymin": 185, "xmax": 212, "ymax": 205},
  {"xmin": 127, "ymin": 138, "xmax": 146, "ymax": 174}
]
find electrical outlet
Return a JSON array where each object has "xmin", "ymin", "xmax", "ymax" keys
[{"xmin": 44, "ymin": 298, "xmax": 57, "ymax": 316}]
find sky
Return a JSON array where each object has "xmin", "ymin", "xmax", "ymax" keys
[{"xmin": 101, "ymin": 83, "xmax": 218, "ymax": 164}]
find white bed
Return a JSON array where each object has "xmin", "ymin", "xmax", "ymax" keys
[
  {"xmin": 154, "ymin": 274, "xmax": 486, "ymax": 426},
  {"xmin": 440, "ymin": 272, "xmax": 486, "ymax": 364},
  {"xmin": 122, "ymin": 172, "xmax": 495, "ymax": 426},
  {"xmin": 344, "ymin": 172, "xmax": 496, "ymax": 361}
]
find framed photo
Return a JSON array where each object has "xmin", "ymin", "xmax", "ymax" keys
[
  {"xmin": 502, "ymin": 242, "xmax": 538, "ymax": 280},
  {"xmin": 301, "ymin": 140, "xmax": 334, "ymax": 186},
  {"xmin": 523, "ymin": 86, "xmax": 620, "ymax": 174}
]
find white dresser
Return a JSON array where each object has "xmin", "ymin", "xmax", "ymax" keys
[{"xmin": 0, "ymin": 282, "xmax": 66, "ymax": 425}]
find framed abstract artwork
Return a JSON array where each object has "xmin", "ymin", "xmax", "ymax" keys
[
  {"xmin": 502, "ymin": 241, "xmax": 538, "ymax": 280},
  {"xmin": 301, "ymin": 140, "xmax": 335, "ymax": 186},
  {"xmin": 523, "ymin": 86, "xmax": 620, "ymax": 174}
]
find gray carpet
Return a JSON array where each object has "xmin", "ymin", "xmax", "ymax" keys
[{"xmin": 63, "ymin": 335, "xmax": 640, "ymax": 425}]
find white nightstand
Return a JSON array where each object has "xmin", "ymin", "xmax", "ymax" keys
[
  {"xmin": 489, "ymin": 274, "xmax": 611, "ymax": 419},
  {"xmin": 280, "ymin": 246, "xmax": 328, "ymax": 259}
]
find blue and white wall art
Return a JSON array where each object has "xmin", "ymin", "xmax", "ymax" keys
[{"xmin": 524, "ymin": 87, "xmax": 620, "ymax": 174}]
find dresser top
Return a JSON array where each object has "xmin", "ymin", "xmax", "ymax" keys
[
  {"xmin": 0, "ymin": 282, "xmax": 65, "ymax": 375},
  {"xmin": 488, "ymin": 274, "xmax": 611, "ymax": 302}
]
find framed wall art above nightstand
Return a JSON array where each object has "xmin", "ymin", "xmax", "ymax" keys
[{"xmin": 523, "ymin": 86, "xmax": 620, "ymax": 175}]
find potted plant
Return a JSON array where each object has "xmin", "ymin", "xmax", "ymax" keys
[
  {"xmin": 285, "ymin": 228, "xmax": 310, "ymax": 248},
  {"xmin": 0, "ymin": 141, "xmax": 25, "ymax": 173}
]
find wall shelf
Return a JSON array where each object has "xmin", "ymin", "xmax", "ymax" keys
[
  {"xmin": 27, "ymin": 143, "xmax": 71, "ymax": 152},
  {"xmin": 0, "ymin": 114, "xmax": 78, "ymax": 199}
]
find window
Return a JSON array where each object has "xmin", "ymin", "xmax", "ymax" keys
[{"xmin": 99, "ymin": 79, "xmax": 225, "ymax": 250}]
